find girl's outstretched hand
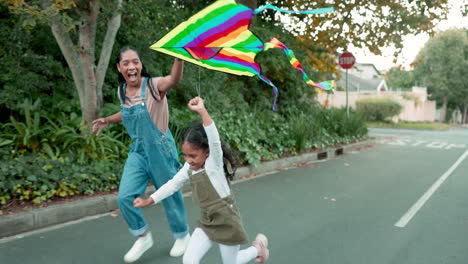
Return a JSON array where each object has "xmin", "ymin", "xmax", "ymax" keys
[
  {"xmin": 133, "ymin": 197, "xmax": 155, "ymax": 208},
  {"xmin": 187, "ymin": 96, "xmax": 206, "ymax": 113}
]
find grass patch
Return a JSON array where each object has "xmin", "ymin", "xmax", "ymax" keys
[{"xmin": 367, "ymin": 121, "xmax": 453, "ymax": 130}]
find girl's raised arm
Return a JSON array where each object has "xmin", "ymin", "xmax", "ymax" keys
[
  {"xmin": 188, "ymin": 97, "xmax": 223, "ymax": 165},
  {"xmin": 187, "ymin": 97, "xmax": 212, "ymax": 126}
]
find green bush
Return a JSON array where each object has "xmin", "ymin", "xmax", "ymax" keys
[
  {"xmin": 355, "ymin": 97, "xmax": 403, "ymax": 122},
  {"xmin": 1, "ymin": 99, "xmax": 129, "ymax": 163},
  {"xmin": 289, "ymin": 115, "xmax": 311, "ymax": 153},
  {"xmin": 216, "ymin": 109, "xmax": 294, "ymax": 166},
  {"xmin": 0, "ymin": 150, "xmax": 122, "ymax": 205},
  {"xmin": 169, "ymin": 102, "xmax": 368, "ymax": 167},
  {"xmin": 0, "ymin": 101, "xmax": 368, "ymax": 206}
]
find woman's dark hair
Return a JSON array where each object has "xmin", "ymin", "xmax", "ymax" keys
[
  {"xmin": 183, "ymin": 121, "xmax": 238, "ymax": 181},
  {"xmin": 116, "ymin": 46, "xmax": 159, "ymax": 103}
]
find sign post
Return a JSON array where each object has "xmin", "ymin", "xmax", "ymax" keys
[{"xmin": 339, "ymin": 52, "xmax": 355, "ymax": 116}]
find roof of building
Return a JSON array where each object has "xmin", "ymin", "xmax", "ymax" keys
[{"xmin": 336, "ymin": 63, "xmax": 388, "ymax": 92}]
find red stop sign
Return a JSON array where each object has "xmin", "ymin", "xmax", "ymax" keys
[{"xmin": 339, "ymin": 52, "xmax": 355, "ymax": 69}]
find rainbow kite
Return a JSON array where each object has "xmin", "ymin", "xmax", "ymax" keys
[{"xmin": 150, "ymin": 0, "xmax": 335, "ymax": 110}]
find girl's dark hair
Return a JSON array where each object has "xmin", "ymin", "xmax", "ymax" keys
[
  {"xmin": 183, "ymin": 121, "xmax": 238, "ymax": 181},
  {"xmin": 116, "ymin": 46, "xmax": 159, "ymax": 103}
]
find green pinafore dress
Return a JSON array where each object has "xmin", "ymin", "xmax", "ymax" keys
[{"xmin": 189, "ymin": 169, "xmax": 249, "ymax": 245}]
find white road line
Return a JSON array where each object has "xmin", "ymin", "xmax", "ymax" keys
[{"xmin": 395, "ymin": 149, "xmax": 468, "ymax": 228}]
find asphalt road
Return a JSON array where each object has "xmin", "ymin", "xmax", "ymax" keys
[{"xmin": 1, "ymin": 127, "xmax": 467, "ymax": 264}]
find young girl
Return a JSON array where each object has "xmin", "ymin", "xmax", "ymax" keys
[
  {"xmin": 92, "ymin": 47, "xmax": 189, "ymax": 262},
  {"xmin": 133, "ymin": 97, "xmax": 270, "ymax": 264}
]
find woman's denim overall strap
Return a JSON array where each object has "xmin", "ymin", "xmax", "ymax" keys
[
  {"xmin": 117, "ymin": 78, "xmax": 188, "ymax": 238},
  {"xmin": 120, "ymin": 79, "xmax": 149, "ymax": 154}
]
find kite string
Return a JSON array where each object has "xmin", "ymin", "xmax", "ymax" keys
[
  {"xmin": 195, "ymin": 66, "xmax": 201, "ymax": 97},
  {"xmin": 253, "ymin": 5, "xmax": 334, "ymax": 15}
]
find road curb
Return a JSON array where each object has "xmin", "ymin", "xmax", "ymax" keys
[{"xmin": 0, "ymin": 139, "xmax": 373, "ymax": 239}]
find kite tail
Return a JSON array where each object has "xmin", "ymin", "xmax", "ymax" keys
[
  {"xmin": 265, "ymin": 37, "xmax": 335, "ymax": 93},
  {"xmin": 258, "ymin": 75, "xmax": 279, "ymax": 111},
  {"xmin": 253, "ymin": 5, "xmax": 334, "ymax": 15}
]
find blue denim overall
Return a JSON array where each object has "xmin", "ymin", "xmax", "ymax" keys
[{"xmin": 117, "ymin": 78, "xmax": 188, "ymax": 238}]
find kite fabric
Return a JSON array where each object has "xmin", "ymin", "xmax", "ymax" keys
[
  {"xmin": 264, "ymin": 38, "xmax": 336, "ymax": 93},
  {"xmin": 150, "ymin": 0, "xmax": 335, "ymax": 110}
]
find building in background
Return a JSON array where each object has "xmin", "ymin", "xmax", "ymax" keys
[
  {"xmin": 336, "ymin": 63, "xmax": 388, "ymax": 93},
  {"xmin": 317, "ymin": 63, "xmax": 435, "ymax": 122}
]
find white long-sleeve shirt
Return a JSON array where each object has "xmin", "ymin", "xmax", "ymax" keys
[{"xmin": 150, "ymin": 122, "xmax": 231, "ymax": 204}]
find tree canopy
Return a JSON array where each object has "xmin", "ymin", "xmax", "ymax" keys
[
  {"xmin": 385, "ymin": 67, "xmax": 415, "ymax": 91},
  {"xmin": 258, "ymin": 0, "xmax": 450, "ymax": 74},
  {"xmin": 3, "ymin": 0, "xmax": 122, "ymax": 127},
  {"xmin": 1, "ymin": 0, "xmax": 452, "ymax": 122},
  {"xmin": 413, "ymin": 29, "xmax": 468, "ymax": 122}
]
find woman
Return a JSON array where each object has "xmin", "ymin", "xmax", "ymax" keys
[{"xmin": 92, "ymin": 46, "xmax": 189, "ymax": 263}]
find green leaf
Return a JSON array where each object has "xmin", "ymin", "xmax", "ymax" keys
[{"xmin": 27, "ymin": 175, "xmax": 38, "ymax": 182}]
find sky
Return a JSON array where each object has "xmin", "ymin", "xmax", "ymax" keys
[{"xmin": 349, "ymin": 0, "xmax": 468, "ymax": 71}]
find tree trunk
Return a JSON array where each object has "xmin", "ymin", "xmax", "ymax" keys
[
  {"xmin": 43, "ymin": 0, "xmax": 122, "ymax": 130},
  {"xmin": 79, "ymin": 0, "xmax": 99, "ymax": 128},
  {"xmin": 439, "ymin": 96, "xmax": 448, "ymax": 122},
  {"xmin": 96, "ymin": 0, "xmax": 122, "ymax": 113},
  {"xmin": 463, "ymin": 103, "xmax": 468, "ymax": 124}
]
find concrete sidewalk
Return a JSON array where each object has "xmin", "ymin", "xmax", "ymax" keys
[{"xmin": 0, "ymin": 140, "xmax": 372, "ymax": 239}]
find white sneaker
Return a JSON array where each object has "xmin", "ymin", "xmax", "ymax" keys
[
  {"xmin": 124, "ymin": 232, "xmax": 154, "ymax": 263},
  {"xmin": 169, "ymin": 233, "xmax": 190, "ymax": 257},
  {"xmin": 252, "ymin": 233, "xmax": 269, "ymax": 263}
]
